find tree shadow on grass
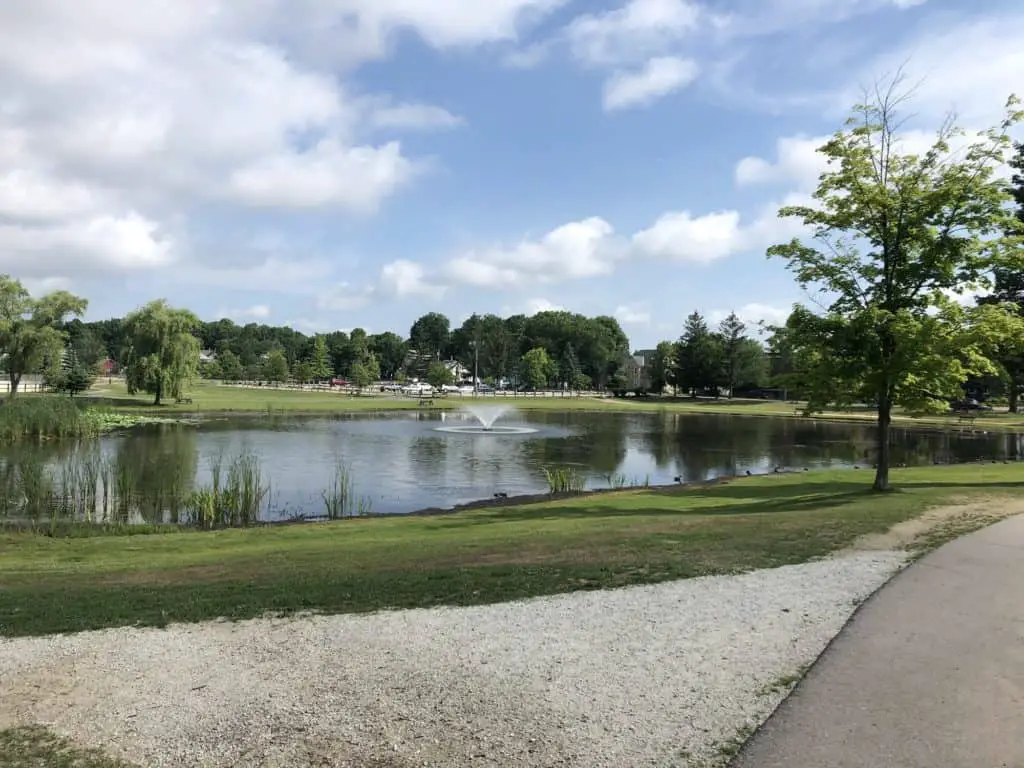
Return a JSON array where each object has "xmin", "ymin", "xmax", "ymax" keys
[{"xmin": 442, "ymin": 487, "xmax": 875, "ymax": 526}]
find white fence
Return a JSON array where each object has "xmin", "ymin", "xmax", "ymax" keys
[{"xmin": 0, "ymin": 375, "xmax": 45, "ymax": 393}]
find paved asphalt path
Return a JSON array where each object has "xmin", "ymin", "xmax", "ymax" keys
[{"xmin": 733, "ymin": 514, "xmax": 1024, "ymax": 768}]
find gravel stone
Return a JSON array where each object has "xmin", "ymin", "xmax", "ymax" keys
[{"xmin": 0, "ymin": 551, "xmax": 906, "ymax": 767}]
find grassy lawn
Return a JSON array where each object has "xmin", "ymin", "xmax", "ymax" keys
[
  {"xmin": 2, "ymin": 465, "xmax": 1020, "ymax": 638},
  {"xmin": 77, "ymin": 379, "xmax": 1024, "ymax": 431}
]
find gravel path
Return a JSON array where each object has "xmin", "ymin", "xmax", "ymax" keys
[{"xmin": 0, "ymin": 552, "xmax": 906, "ymax": 767}]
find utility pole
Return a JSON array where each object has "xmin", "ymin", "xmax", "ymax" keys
[{"xmin": 473, "ymin": 339, "xmax": 479, "ymax": 395}]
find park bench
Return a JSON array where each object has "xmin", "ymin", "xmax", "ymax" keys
[
  {"xmin": 175, "ymin": 397, "xmax": 193, "ymax": 405},
  {"xmin": 418, "ymin": 398, "xmax": 434, "ymax": 407}
]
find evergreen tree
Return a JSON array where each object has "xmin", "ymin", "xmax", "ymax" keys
[
  {"xmin": 310, "ymin": 334, "xmax": 333, "ymax": 381},
  {"xmin": 675, "ymin": 311, "xmax": 724, "ymax": 397},
  {"xmin": 718, "ymin": 312, "xmax": 747, "ymax": 397}
]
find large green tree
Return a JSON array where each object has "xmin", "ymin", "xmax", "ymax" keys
[
  {"xmin": 977, "ymin": 141, "xmax": 1024, "ymax": 411},
  {"xmin": 519, "ymin": 347, "xmax": 556, "ymax": 390},
  {"xmin": 0, "ymin": 276, "xmax": 88, "ymax": 400},
  {"xmin": 409, "ymin": 312, "xmax": 450, "ymax": 361},
  {"xmin": 368, "ymin": 332, "xmax": 407, "ymax": 379},
  {"xmin": 675, "ymin": 311, "xmax": 723, "ymax": 396},
  {"xmin": 350, "ymin": 354, "xmax": 381, "ymax": 392},
  {"xmin": 262, "ymin": 348, "xmax": 289, "ymax": 384},
  {"xmin": 122, "ymin": 300, "xmax": 201, "ymax": 405},
  {"xmin": 769, "ymin": 82, "xmax": 1023, "ymax": 490},
  {"xmin": 218, "ymin": 350, "xmax": 244, "ymax": 382},
  {"xmin": 648, "ymin": 341, "xmax": 676, "ymax": 394},
  {"xmin": 425, "ymin": 360, "xmax": 454, "ymax": 389}
]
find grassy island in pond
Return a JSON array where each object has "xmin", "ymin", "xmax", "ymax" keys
[
  {"xmin": 0, "ymin": 395, "xmax": 182, "ymax": 441},
  {"xmin": 1, "ymin": 464, "xmax": 1020, "ymax": 638}
]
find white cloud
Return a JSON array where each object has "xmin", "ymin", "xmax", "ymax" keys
[
  {"xmin": 316, "ymin": 283, "xmax": 376, "ymax": 312},
  {"xmin": 712, "ymin": 0, "xmax": 929, "ymax": 38},
  {"xmin": 0, "ymin": 212, "xmax": 173, "ymax": 276},
  {"xmin": 838, "ymin": 14, "xmax": 1024, "ymax": 128},
  {"xmin": 445, "ymin": 217, "xmax": 621, "ymax": 288},
  {"xmin": 366, "ymin": 101, "xmax": 464, "ymax": 131},
  {"xmin": 20, "ymin": 276, "xmax": 74, "ymax": 296},
  {"xmin": 215, "ymin": 304, "xmax": 271, "ymax": 322},
  {"xmin": 0, "ymin": 168, "xmax": 106, "ymax": 222},
  {"xmin": 176, "ymin": 257, "xmax": 335, "ymax": 295},
  {"xmin": 632, "ymin": 196, "xmax": 812, "ymax": 263},
  {"xmin": 632, "ymin": 210, "xmax": 743, "ymax": 262},
  {"xmin": 502, "ymin": 42, "xmax": 552, "ymax": 68},
  {"xmin": 615, "ymin": 304, "xmax": 652, "ymax": 325},
  {"xmin": 501, "ymin": 298, "xmax": 567, "ymax": 316},
  {"xmin": 734, "ymin": 126, "xmax": 996, "ymax": 198},
  {"xmin": 602, "ymin": 56, "xmax": 698, "ymax": 110},
  {"xmin": 709, "ymin": 302, "xmax": 793, "ymax": 332},
  {"xmin": 0, "ymin": 0, "xmax": 564, "ymax": 287},
  {"xmin": 227, "ymin": 140, "xmax": 415, "ymax": 213},
  {"xmin": 566, "ymin": 0, "xmax": 699, "ymax": 67},
  {"xmin": 379, "ymin": 259, "xmax": 447, "ymax": 298},
  {"xmin": 735, "ymin": 135, "xmax": 829, "ymax": 189},
  {"xmin": 287, "ymin": 317, "xmax": 348, "ymax": 334}
]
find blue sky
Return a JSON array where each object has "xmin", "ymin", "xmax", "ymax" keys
[{"xmin": 1, "ymin": 0, "xmax": 1021, "ymax": 348}]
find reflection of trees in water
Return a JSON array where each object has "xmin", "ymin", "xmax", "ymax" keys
[
  {"xmin": 0, "ymin": 440, "xmax": 94, "ymax": 522},
  {"xmin": 408, "ymin": 436, "xmax": 449, "ymax": 487},
  {"xmin": 116, "ymin": 425, "xmax": 199, "ymax": 523},
  {"xmin": 522, "ymin": 412, "xmax": 628, "ymax": 476},
  {"xmin": 629, "ymin": 413, "xmax": 1024, "ymax": 480}
]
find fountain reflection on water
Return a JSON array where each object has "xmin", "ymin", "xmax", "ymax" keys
[{"xmin": 434, "ymin": 404, "xmax": 539, "ymax": 434}]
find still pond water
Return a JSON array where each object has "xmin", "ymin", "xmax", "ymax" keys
[{"xmin": 4, "ymin": 409, "xmax": 1023, "ymax": 524}]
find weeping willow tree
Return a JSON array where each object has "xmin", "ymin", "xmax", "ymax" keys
[
  {"xmin": 122, "ymin": 300, "xmax": 201, "ymax": 405},
  {"xmin": 768, "ymin": 79, "xmax": 1023, "ymax": 491}
]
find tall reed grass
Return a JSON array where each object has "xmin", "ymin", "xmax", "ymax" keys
[
  {"xmin": 542, "ymin": 466, "xmax": 586, "ymax": 494},
  {"xmin": 0, "ymin": 397, "xmax": 103, "ymax": 441},
  {"xmin": 0, "ymin": 448, "xmax": 270, "ymax": 529},
  {"xmin": 184, "ymin": 452, "xmax": 270, "ymax": 529},
  {"xmin": 321, "ymin": 459, "xmax": 373, "ymax": 519},
  {"xmin": 602, "ymin": 472, "xmax": 651, "ymax": 490}
]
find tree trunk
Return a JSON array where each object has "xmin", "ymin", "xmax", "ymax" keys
[
  {"xmin": 1010, "ymin": 385, "xmax": 1019, "ymax": 414},
  {"xmin": 6, "ymin": 372, "xmax": 21, "ymax": 401},
  {"xmin": 153, "ymin": 380, "xmax": 162, "ymax": 406},
  {"xmin": 873, "ymin": 394, "xmax": 892, "ymax": 492}
]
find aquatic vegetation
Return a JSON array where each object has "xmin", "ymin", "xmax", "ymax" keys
[
  {"xmin": 321, "ymin": 459, "xmax": 373, "ymax": 519},
  {"xmin": 542, "ymin": 467, "xmax": 586, "ymax": 494}
]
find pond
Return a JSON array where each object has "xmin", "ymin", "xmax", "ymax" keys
[{"xmin": 2, "ymin": 408, "xmax": 1022, "ymax": 526}]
